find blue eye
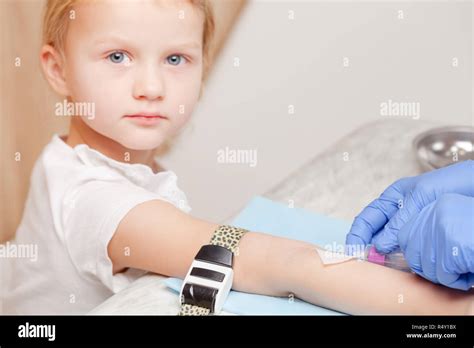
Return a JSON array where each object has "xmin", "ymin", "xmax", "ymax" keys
[
  {"xmin": 167, "ymin": 54, "xmax": 186, "ymax": 66},
  {"xmin": 108, "ymin": 51, "xmax": 131, "ymax": 64}
]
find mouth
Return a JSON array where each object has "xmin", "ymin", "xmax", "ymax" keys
[
  {"xmin": 124, "ymin": 113, "xmax": 168, "ymax": 119},
  {"xmin": 124, "ymin": 113, "xmax": 168, "ymax": 126}
]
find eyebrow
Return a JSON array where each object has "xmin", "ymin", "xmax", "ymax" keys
[
  {"xmin": 171, "ymin": 42, "xmax": 202, "ymax": 50},
  {"xmin": 92, "ymin": 37, "xmax": 201, "ymax": 51},
  {"xmin": 92, "ymin": 36, "xmax": 131, "ymax": 46}
]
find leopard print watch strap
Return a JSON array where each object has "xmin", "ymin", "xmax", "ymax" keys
[
  {"xmin": 208, "ymin": 224, "xmax": 247, "ymax": 254},
  {"xmin": 178, "ymin": 225, "xmax": 248, "ymax": 316},
  {"xmin": 178, "ymin": 303, "xmax": 210, "ymax": 316}
]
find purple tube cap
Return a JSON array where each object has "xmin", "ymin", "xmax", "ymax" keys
[{"xmin": 367, "ymin": 245, "xmax": 385, "ymax": 265}]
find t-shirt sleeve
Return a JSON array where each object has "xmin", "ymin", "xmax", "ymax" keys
[{"xmin": 61, "ymin": 179, "xmax": 167, "ymax": 293}]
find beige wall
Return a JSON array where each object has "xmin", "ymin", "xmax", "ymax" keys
[{"xmin": 0, "ymin": 0, "xmax": 247, "ymax": 243}]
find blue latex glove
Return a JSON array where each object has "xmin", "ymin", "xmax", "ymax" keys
[
  {"xmin": 345, "ymin": 160, "xmax": 474, "ymax": 289},
  {"xmin": 397, "ymin": 193, "xmax": 474, "ymax": 290}
]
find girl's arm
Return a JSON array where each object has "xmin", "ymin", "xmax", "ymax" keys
[{"xmin": 108, "ymin": 199, "xmax": 473, "ymax": 315}]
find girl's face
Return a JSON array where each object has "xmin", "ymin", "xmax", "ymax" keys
[{"xmin": 62, "ymin": 0, "xmax": 204, "ymax": 150}]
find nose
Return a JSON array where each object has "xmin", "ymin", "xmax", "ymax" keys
[{"xmin": 132, "ymin": 61, "xmax": 165, "ymax": 101}]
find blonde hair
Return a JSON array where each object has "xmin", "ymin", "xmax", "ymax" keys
[{"xmin": 42, "ymin": 0, "xmax": 215, "ymax": 79}]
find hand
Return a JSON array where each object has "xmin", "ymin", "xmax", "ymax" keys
[
  {"xmin": 345, "ymin": 160, "xmax": 474, "ymax": 254},
  {"xmin": 397, "ymin": 193, "xmax": 474, "ymax": 290}
]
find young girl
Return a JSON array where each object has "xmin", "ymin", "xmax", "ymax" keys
[{"xmin": 4, "ymin": 0, "xmax": 473, "ymax": 315}]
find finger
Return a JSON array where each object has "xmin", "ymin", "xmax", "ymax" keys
[
  {"xmin": 371, "ymin": 224, "xmax": 400, "ymax": 255},
  {"xmin": 373, "ymin": 188, "xmax": 424, "ymax": 254},
  {"xmin": 347, "ymin": 177, "xmax": 416, "ymax": 251},
  {"xmin": 345, "ymin": 234, "xmax": 366, "ymax": 256},
  {"xmin": 347, "ymin": 203, "xmax": 391, "ymax": 247}
]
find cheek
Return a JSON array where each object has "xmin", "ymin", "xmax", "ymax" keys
[
  {"xmin": 169, "ymin": 74, "xmax": 202, "ymax": 123},
  {"xmin": 66, "ymin": 59, "xmax": 128, "ymax": 123}
]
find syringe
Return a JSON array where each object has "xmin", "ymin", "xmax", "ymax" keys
[{"xmin": 362, "ymin": 244, "xmax": 412, "ymax": 273}]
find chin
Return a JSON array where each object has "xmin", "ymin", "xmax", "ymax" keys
[{"xmin": 119, "ymin": 135, "xmax": 166, "ymax": 151}]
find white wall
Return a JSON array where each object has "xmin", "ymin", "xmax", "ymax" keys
[{"xmin": 160, "ymin": 0, "xmax": 473, "ymax": 222}]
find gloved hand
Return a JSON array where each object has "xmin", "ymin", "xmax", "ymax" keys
[
  {"xmin": 397, "ymin": 193, "xmax": 474, "ymax": 290},
  {"xmin": 346, "ymin": 160, "xmax": 473, "ymax": 252},
  {"xmin": 345, "ymin": 160, "xmax": 474, "ymax": 290}
]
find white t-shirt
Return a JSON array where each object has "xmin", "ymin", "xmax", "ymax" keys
[{"xmin": 3, "ymin": 134, "xmax": 191, "ymax": 314}]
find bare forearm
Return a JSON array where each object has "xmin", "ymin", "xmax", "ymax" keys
[
  {"xmin": 237, "ymin": 234, "xmax": 473, "ymax": 314},
  {"xmin": 232, "ymin": 233, "xmax": 471, "ymax": 315},
  {"xmin": 286, "ymin": 247, "xmax": 473, "ymax": 315}
]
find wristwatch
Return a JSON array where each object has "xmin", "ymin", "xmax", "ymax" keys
[{"xmin": 178, "ymin": 225, "xmax": 248, "ymax": 315}]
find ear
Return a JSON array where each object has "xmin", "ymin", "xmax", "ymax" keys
[{"xmin": 39, "ymin": 45, "xmax": 70, "ymax": 96}]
